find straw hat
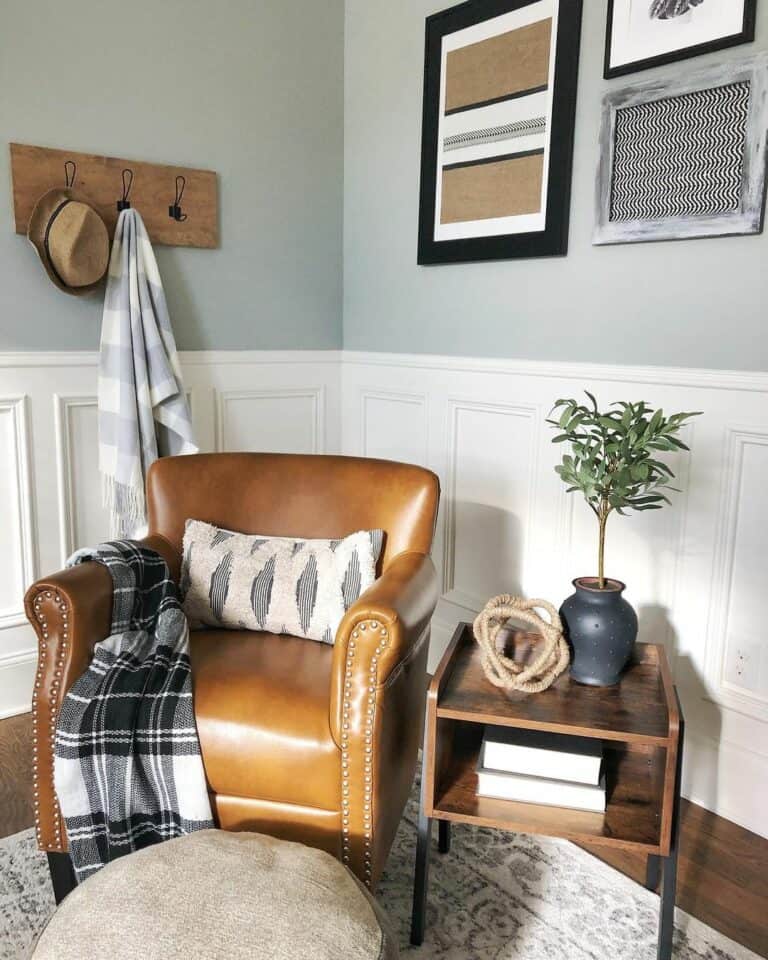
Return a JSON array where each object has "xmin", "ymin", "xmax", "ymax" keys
[{"xmin": 27, "ymin": 188, "xmax": 110, "ymax": 295}]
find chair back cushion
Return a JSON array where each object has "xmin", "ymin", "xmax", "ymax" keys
[{"xmin": 147, "ymin": 453, "xmax": 439, "ymax": 571}]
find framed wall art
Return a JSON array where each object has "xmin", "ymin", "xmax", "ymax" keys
[
  {"xmin": 605, "ymin": 0, "xmax": 757, "ymax": 79},
  {"xmin": 594, "ymin": 57, "xmax": 768, "ymax": 245},
  {"xmin": 417, "ymin": 0, "xmax": 583, "ymax": 265}
]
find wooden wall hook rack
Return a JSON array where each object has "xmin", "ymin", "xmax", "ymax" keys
[{"xmin": 10, "ymin": 143, "xmax": 219, "ymax": 249}]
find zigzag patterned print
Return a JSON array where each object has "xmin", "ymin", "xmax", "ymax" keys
[
  {"xmin": 610, "ymin": 82, "xmax": 750, "ymax": 222},
  {"xmin": 444, "ymin": 116, "xmax": 546, "ymax": 152}
]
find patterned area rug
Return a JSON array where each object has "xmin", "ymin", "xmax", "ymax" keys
[{"xmin": 1, "ymin": 790, "xmax": 760, "ymax": 960}]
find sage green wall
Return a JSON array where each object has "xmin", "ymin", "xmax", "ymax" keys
[
  {"xmin": 0, "ymin": 0, "xmax": 343, "ymax": 351},
  {"xmin": 343, "ymin": 0, "xmax": 768, "ymax": 370}
]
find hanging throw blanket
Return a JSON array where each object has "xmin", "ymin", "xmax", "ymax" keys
[
  {"xmin": 54, "ymin": 541, "xmax": 214, "ymax": 882},
  {"xmin": 99, "ymin": 209, "xmax": 197, "ymax": 538}
]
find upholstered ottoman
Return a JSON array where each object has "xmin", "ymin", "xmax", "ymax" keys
[{"xmin": 32, "ymin": 830, "xmax": 399, "ymax": 960}]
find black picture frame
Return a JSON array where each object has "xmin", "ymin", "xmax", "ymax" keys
[
  {"xmin": 604, "ymin": 0, "xmax": 757, "ymax": 80},
  {"xmin": 417, "ymin": 0, "xmax": 583, "ymax": 265}
]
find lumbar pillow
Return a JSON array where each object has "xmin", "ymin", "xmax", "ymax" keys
[{"xmin": 180, "ymin": 520, "xmax": 383, "ymax": 644}]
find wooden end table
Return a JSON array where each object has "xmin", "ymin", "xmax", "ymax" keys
[{"xmin": 411, "ymin": 623, "xmax": 684, "ymax": 960}]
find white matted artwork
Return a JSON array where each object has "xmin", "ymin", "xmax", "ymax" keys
[
  {"xmin": 594, "ymin": 56, "xmax": 768, "ymax": 245},
  {"xmin": 417, "ymin": 0, "xmax": 582, "ymax": 264},
  {"xmin": 605, "ymin": 0, "xmax": 757, "ymax": 78},
  {"xmin": 435, "ymin": 2, "xmax": 556, "ymax": 243}
]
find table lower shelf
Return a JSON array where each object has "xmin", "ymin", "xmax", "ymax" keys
[{"xmin": 430, "ymin": 722, "xmax": 665, "ymax": 853}]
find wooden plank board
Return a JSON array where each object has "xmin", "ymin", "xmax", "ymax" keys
[
  {"xmin": 10, "ymin": 143, "xmax": 218, "ymax": 249},
  {"xmin": 432, "ymin": 725, "xmax": 663, "ymax": 852},
  {"xmin": 436, "ymin": 625, "xmax": 671, "ymax": 744}
]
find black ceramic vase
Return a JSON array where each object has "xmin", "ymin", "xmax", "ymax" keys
[{"xmin": 559, "ymin": 578, "xmax": 638, "ymax": 686}]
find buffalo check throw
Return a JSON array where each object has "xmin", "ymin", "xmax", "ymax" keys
[
  {"xmin": 54, "ymin": 541, "xmax": 213, "ymax": 882},
  {"xmin": 99, "ymin": 208, "xmax": 197, "ymax": 538}
]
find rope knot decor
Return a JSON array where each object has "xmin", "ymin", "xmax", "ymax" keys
[{"xmin": 472, "ymin": 595, "xmax": 570, "ymax": 694}]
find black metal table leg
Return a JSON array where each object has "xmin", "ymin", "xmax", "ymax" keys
[
  {"xmin": 411, "ymin": 714, "xmax": 432, "ymax": 946},
  {"xmin": 645, "ymin": 854, "xmax": 660, "ymax": 891},
  {"xmin": 47, "ymin": 851, "xmax": 77, "ymax": 905},
  {"xmin": 657, "ymin": 691, "xmax": 684, "ymax": 960},
  {"xmin": 438, "ymin": 819, "xmax": 451, "ymax": 854}
]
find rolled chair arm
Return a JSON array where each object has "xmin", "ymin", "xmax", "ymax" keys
[
  {"xmin": 329, "ymin": 551, "xmax": 438, "ymax": 886},
  {"xmin": 23, "ymin": 534, "xmax": 180, "ymax": 852}
]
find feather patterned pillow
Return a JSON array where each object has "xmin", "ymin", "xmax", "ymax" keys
[{"xmin": 180, "ymin": 520, "xmax": 384, "ymax": 644}]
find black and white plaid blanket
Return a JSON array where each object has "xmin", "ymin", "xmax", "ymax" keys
[{"xmin": 54, "ymin": 541, "xmax": 214, "ymax": 882}]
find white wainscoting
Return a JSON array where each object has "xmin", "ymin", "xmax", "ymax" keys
[
  {"xmin": 341, "ymin": 351, "xmax": 768, "ymax": 838},
  {"xmin": 0, "ymin": 350, "xmax": 341, "ymax": 720},
  {"xmin": 2, "ymin": 346, "xmax": 767, "ymax": 837}
]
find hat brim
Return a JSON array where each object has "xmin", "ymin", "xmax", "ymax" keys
[{"xmin": 27, "ymin": 188, "xmax": 108, "ymax": 296}]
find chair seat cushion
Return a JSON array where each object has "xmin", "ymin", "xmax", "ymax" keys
[
  {"xmin": 32, "ymin": 830, "xmax": 399, "ymax": 960},
  {"xmin": 190, "ymin": 629, "xmax": 340, "ymax": 811}
]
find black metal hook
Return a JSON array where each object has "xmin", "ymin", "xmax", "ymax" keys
[
  {"xmin": 117, "ymin": 168, "xmax": 133, "ymax": 212},
  {"xmin": 64, "ymin": 160, "xmax": 76, "ymax": 189},
  {"xmin": 169, "ymin": 175, "xmax": 188, "ymax": 222}
]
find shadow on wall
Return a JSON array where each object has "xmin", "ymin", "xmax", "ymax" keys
[{"xmin": 453, "ymin": 502, "xmax": 526, "ymax": 599}]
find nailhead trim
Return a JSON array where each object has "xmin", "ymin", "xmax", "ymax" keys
[
  {"xmin": 31, "ymin": 591, "xmax": 69, "ymax": 852},
  {"xmin": 340, "ymin": 619, "xmax": 389, "ymax": 888}
]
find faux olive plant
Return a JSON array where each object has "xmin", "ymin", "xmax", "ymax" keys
[{"xmin": 547, "ymin": 393, "xmax": 700, "ymax": 589}]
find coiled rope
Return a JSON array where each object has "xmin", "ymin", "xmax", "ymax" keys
[{"xmin": 472, "ymin": 595, "xmax": 570, "ymax": 694}]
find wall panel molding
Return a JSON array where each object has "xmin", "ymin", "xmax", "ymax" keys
[
  {"xmin": 442, "ymin": 399, "xmax": 539, "ymax": 612},
  {"xmin": 0, "ymin": 395, "xmax": 36, "ymax": 629},
  {"xmin": 705, "ymin": 425, "xmax": 768, "ymax": 722},
  {"xmin": 360, "ymin": 389, "xmax": 427, "ymax": 464},
  {"xmin": 0, "ymin": 351, "xmax": 341, "ymax": 721},
  {"xmin": 341, "ymin": 350, "xmax": 768, "ymax": 838},
  {"xmin": 53, "ymin": 394, "xmax": 99, "ymax": 565},
  {"xmin": 214, "ymin": 387, "xmax": 325, "ymax": 455}
]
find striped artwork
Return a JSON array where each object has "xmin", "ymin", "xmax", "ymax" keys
[
  {"xmin": 433, "ymin": 0, "xmax": 555, "ymax": 238},
  {"xmin": 610, "ymin": 82, "xmax": 750, "ymax": 222},
  {"xmin": 181, "ymin": 520, "xmax": 384, "ymax": 644},
  {"xmin": 418, "ymin": 0, "xmax": 582, "ymax": 262}
]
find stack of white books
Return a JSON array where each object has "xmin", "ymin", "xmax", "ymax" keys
[{"xmin": 476, "ymin": 726, "xmax": 606, "ymax": 813}]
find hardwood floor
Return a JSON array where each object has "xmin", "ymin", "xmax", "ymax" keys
[
  {"xmin": 1, "ymin": 712, "xmax": 766, "ymax": 955},
  {"xmin": 0, "ymin": 712, "xmax": 34, "ymax": 839},
  {"xmin": 581, "ymin": 801, "xmax": 768, "ymax": 958}
]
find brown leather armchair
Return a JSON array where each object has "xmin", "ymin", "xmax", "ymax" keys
[{"xmin": 24, "ymin": 453, "xmax": 440, "ymax": 894}]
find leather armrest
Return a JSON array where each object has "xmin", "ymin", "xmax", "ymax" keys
[
  {"xmin": 22, "ymin": 534, "xmax": 180, "ymax": 851},
  {"xmin": 330, "ymin": 551, "xmax": 438, "ymax": 742},
  {"xmin": 328, "ymin": 552, "xmax": 437, "ymax": 885}
]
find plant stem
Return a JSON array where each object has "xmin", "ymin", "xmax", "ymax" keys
[{"xmin": 598, "ymin": 501, "xmax": 609, "ymax": 589}]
